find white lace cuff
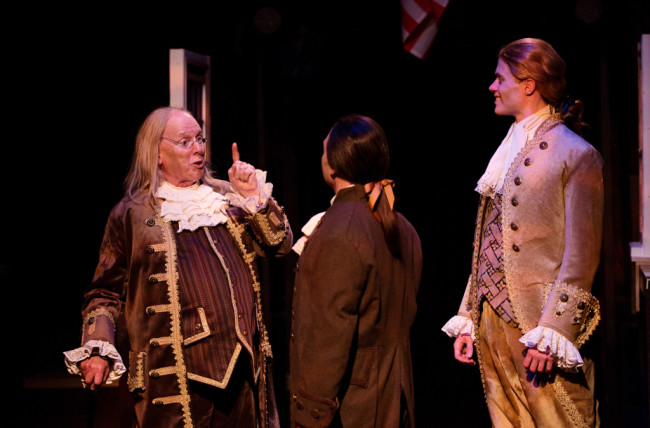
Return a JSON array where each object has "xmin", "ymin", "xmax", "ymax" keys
[
  {"xmin": 441, "ymin": 316, "xmax": 475, "ymax": 340},
  {"xmin": 519, "ymin": 326, "xmax": 583, "ymax": 370},
  {"xmin": 63, "ymin": 340, "xmax": 127, "ymax": 385},
  {"xmin": 226, "ymin": 169, "xmax": 273, "ymax": 214}
]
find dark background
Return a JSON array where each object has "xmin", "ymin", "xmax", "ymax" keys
[{"xmin": 10, "ymin": 0, "xmax": 650, "ymax": 426}]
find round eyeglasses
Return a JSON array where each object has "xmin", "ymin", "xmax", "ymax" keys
[{"xmin": 161, "ymin": 136, "xmax": 207, "ymax": 150}]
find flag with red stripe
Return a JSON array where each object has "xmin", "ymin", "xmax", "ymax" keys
[{"xmin": 401, "ymin": 0, "xmax": 449, "ymax": 60}]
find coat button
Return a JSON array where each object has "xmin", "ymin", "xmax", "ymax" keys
[
  {"xmin": 242, "ymin": 331, "xmax": 248, "ymax": 336},
  {"xmin": 146, "ymin": 218, "xmax": 155, "ymax": 227},
  {"xmin": 154, "ymin": 400, "xmax": 163, "ymax": 407},
  {"xmin": 296, "ymin": 400, "xmax": 305, "ymax": 410},
  {"xmin": 148, "ymin": 276, "xmax": 158, "ymax": 284},
  {"xmin": 514, "ymin": 176, "xmax": 522, "ymax": 185},
  {"xmin": 151, "ymin": 341, "xmax": 159, "ymax": 348},
  {"xmin": 311, "ymin": 409, "xmax": 321, "ymax": 419},
  {"xmin": 195, "ymin": 323, "xmax": 202, "ymax": 330},
  {"xmin": 577, "ymin": 301, "xmax": 586, "ymax": 310},
  {"xmin": 88, "ymin": 317, "xmax": 95, "ymax": 325},
  {"xmin": 524, "ymin": 158, "xmax": 532, "ymax": 166},
  {"xmin": 151, "ymin": 371, "xmax": 159, "ymax": 379},
  {"xmin": 540, "ymin": 141, "xmax": 548, "ymax": 149},
  {"xmin": 147, "ymin": 308, "xmax": 156, "ymax": 316},
  {"xmin": 510, "ymin": 223, "xmax": 518, "ymax": 231},
  {"xmin": 560, "ymin": 293, "xmax": 569, "ymax": 302},
  {"xmin": 511, "ymin": 197, "xmax": 519, "ymax": 206},
  {"xmin": 512, "ymin": 244, "xmax": 520, "ymax": 252},
  {"xmin": 145, "ymin": 246, "xmax": 154, "ymax": 254}
]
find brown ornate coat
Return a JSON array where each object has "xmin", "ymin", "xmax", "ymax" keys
[
  {"xmin": 79, "ymin": 180, "xmax": 292, "ymax": 428},
  {"xmin": 289, "ymin": 185, "xmax": 423, "ymax": 427}
]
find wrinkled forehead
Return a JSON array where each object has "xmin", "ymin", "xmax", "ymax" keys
[{"xmin": 164, "ymin": 111, "xmax": 201, "ymax": 136}]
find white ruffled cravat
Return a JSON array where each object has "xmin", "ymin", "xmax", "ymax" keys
[
  {"xmin": 156, "ymin": 181, "xmax": 230, "ymax": 232},
  {"xmin": 476, "ymin": 106, "xmax": 553, "ymax": 197}
]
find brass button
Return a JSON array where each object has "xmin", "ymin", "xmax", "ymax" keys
[
  {"xmin": 154, "ymin": 400, "xmax": 163, "ymax": 407},
  {"xmin": 524, "ymin": 158, "xmax": 532, "ymax": 166},
  {"xmin": 195, "ymin": 323, "xmax": 202, "ymax": 330},
  {"xmin": 510, "ymin": 223, "xmax": 518, "ymax": 231},
  {"xmin": 512, "ymin": 244, "xmax": 520, "ymax": 252},
  {"xmin": 146, "ymin": 218, "xmax": 155, "ymax": 227},
  {"xmin": 511, "ymin": 197, "xmax": 519, "ymax": 206},
  {"xmin": 540, "ymin": 141, "xmax": 548, "ymax": 150},
  {"xmin": 242, "ymin": 331, "xmax": 248, "ymax": 336},
  {"xmin": 145, "ymin": 246, "xmax": 154, "ymax": 254},
  {"xmin": 148, "ymin": 276, "xmax": 158, "ymax": 284},
  {"xmin": 151, "ymin": 341, "xmax": 159, "ymax": 348},
  {"xmin": 296, "ymin": 400, "xmax": 304, "ymax": 410},
  {"xmin": 147, "ymin": 308, "xmax": 156, "ymax": 316},
  {"xmin": 292, "ymin": 393, "xmax": 297, "ymax": 402},
  {"xmin": 311, "ymin": 409, "xmax": 321, "ymax": 419},
  {"xmin": 560, "ymin": 293, "xmax": 569, "ymax": 302},
  {"xmin": 151, "ymin": 371, "xmax": 159, "ymax": 379},
  {"xmin": 514, "ymin": 176, "xmax": 522, "ymax": 185}
]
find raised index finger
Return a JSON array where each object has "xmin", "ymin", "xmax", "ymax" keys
[{"xmin": 232, "ymin": 142, "xmax": 240, "ymax": 163}]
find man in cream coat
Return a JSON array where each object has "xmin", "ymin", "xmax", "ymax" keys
[{"xmin": 443, "ymin": 38, "xmax": 603, "ymax": 427}]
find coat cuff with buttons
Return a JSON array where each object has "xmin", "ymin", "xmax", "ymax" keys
[
  {"xmin": 81, "ymin": 308, "xmax": 116, "ymax": 345},
  {"xmin": 292, "ymin": 386, "xmax": 339, "ymax": 428},
  {"xmin": 247, "ymin": 197, "xmax": 291, "ymax": 248},
  {"xmin": 537, "ymin": 281, "xmax": 600, "ymax": 348}
]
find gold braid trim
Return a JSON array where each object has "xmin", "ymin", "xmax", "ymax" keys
[
  {"xmin": 552, "ymin": 380, "xmax": 589, "ymax": 428},
  {"xmin": 468, "ymin": 199, "xmax": 489, "ymax": 404},
  {"xmin": 161, "ymin": 221, "xmax": 193, "ymax": 427},
  {"xmin": 224, "ymin": 218, "xmax": 274, "ymax": 360},
  {"xmin": 149, "ymin": 366, "xmax": 182, "ymax": 377},
  {"xmin": 501, "ymin": 119, "xmax": 563, "ymax": 334},
  {"xmin": 83, "ymin": 308, "xmax": 115, "ymax": 326},
  {"xmin": 187, "ymin": 343, "xmax": 242, "ymax": 388},
  {"xmin": 127, "ymin": 351, "xmax": 146, "ymax": 392}
]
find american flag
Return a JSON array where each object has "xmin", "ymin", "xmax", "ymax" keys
[{"xmin": 401, "ymin": 0, "xmax": 449, "ymax": 60}]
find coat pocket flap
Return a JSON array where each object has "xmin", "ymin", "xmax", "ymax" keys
[
  {"xmin": 349, "ymin": 347, "xmax": 376, "ymax": 388},
  {"xmin": 182, "ymin": 307, "xmax": 212, "ymax": 346}
]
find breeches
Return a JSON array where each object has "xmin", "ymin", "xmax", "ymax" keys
[{"xmin": 477, "ymin": 301, "xmax": 598, "ymax": 428}]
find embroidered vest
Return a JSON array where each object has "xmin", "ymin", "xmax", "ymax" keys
[{"xmin": 476, "ymin": 194, "xmax": 518, "ymax": 328}]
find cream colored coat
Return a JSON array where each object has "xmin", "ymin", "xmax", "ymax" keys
[{"xmin": 458, "ymin": 119, "xmax": 604, "ymax": 348}]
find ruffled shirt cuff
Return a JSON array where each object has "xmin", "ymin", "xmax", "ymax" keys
[
  {"xmin": 441, "ymin": 315, "xmax": 475, "ymax": 341},
  {"xmin": 519, "ymin": 326, "xmax": 583, "ymax": 370},
  {"xmin": 63, "ymin": 340, "xmax": 127, "ymax": 386},
  {"xmin": 226, "ymin": 169, "xmax": 273, "ymax": 214}
]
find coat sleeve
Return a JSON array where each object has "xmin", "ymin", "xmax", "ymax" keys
[
  {"xmin": 291, "ymin": 232, "xmax": 368, "ymax": 427},
  {"xmin": 537, "ymin": 145, "xmax": 604, "ymax": 347},
  {"xmin": 80, "ymin": 204, "xmax": 129, "ymax": 346}
]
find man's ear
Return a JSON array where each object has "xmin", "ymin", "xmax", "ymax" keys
[{"xmin": 524, "ymin": 78, "xmax": 536, "ymax": 96}]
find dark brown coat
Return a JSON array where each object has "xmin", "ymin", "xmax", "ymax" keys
[{"xmin": 290, "ymin": 185, "xmax": 422, "ymax": 427}]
